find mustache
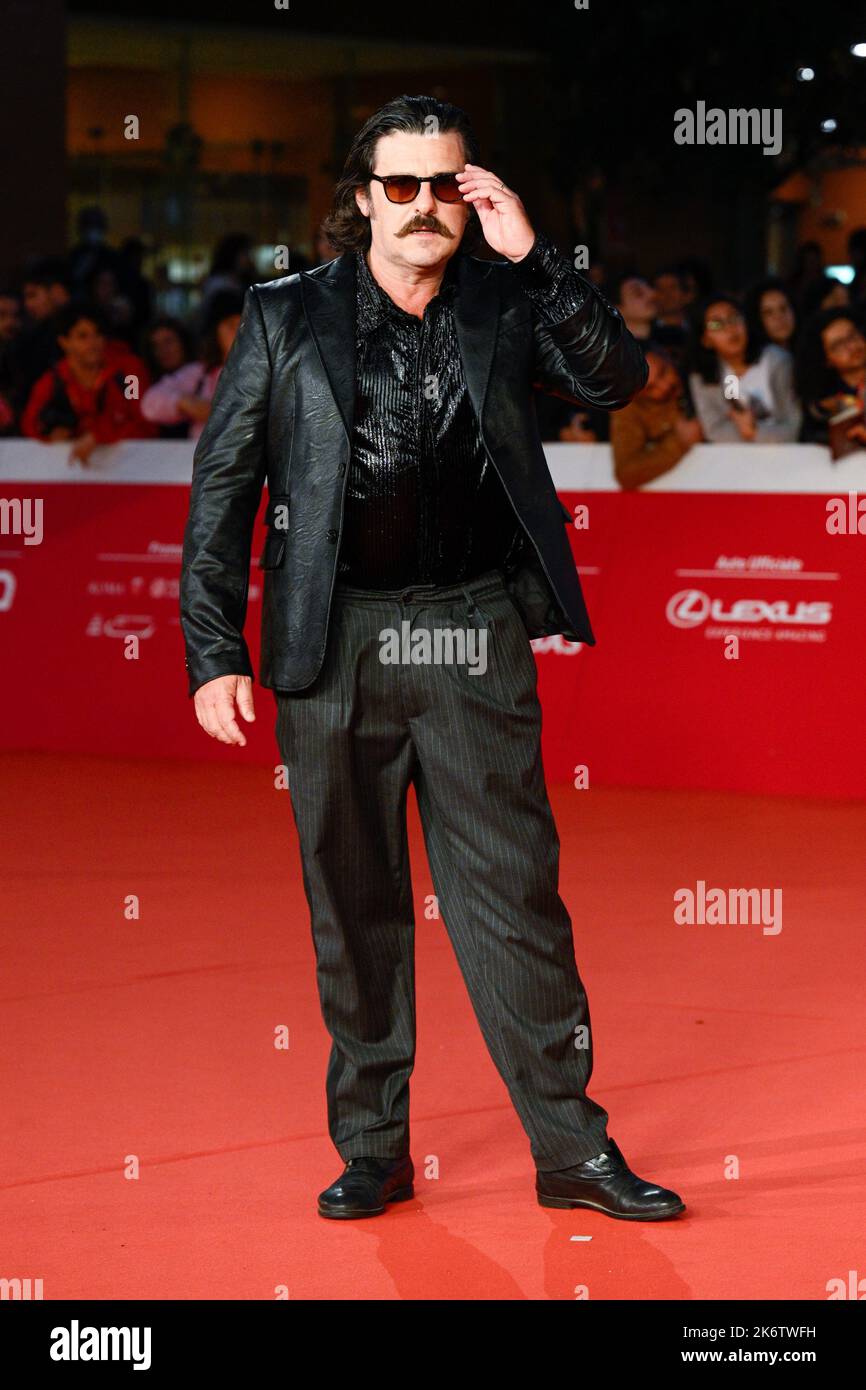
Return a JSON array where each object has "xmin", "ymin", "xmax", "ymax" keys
[{"xmin": 397, "ymin": 216, "xmax": 453, "ymax": 238}]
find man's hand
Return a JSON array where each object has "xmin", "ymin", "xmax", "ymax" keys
[
  {"xmin": 455, "ymin": 163, "xmax": 536, "ymax": 262},
  {"xmin": 193, "ymin": 674, "xmax": 256, "ymax": 747}
]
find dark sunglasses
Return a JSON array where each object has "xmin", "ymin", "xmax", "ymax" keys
[{"xmin": 369, "ymin": 172, "xmax": 463, "ymax": 204}]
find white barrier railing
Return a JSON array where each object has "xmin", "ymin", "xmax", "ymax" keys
[{"xmin": 1, "ymin": 438, "xmax": 866, "ymax": 493}]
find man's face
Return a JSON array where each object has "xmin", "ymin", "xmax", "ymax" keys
[
  {"xmin": 0, "ymin": 294, "xmax": 21, "ymax": 340},
  {"xmin": 58, "ymin": 317, "xmax": 105, "ymax": 370},
  {"xmin": 642, "ymin": 352, "xmax": 679, "ymax": 402},
  {"xmin": 822, "ymin": 317, "xmax": 866, "ymax": 374},
  {"xmin": 23, "ymin": 280, "xmax": 69, "ymax": 322},
  {"xmin": 355, "ymin": 129, "xmax": 470, "ymax": 271},
  {"xmin": 654, "ymin": 272, "xmax": 687, "ymax": 318},
  {"xmin": 618, "ymin": 277, "xmax": 658, "ymax": 324},
  {"xmin": 23, "ymin": 283, "xmax": 54, "ymax": 321}
]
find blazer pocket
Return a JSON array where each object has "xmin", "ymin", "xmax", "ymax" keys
[
  {"xmin": 259, "ymin": 493, "xmax": 290, "ymax": 569},
  {"xmin": 258, "ymin": 530, "xmax": 287, "ymax": 570}
]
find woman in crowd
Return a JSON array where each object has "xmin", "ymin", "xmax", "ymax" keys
[
  {"xmin": 21, "ymin": 302, "xmax": 155, "ymax": 463},
  {"xmin": 143, "ymin": 316, "xmax": 193, "ymax": 381},
  {"xmin": 745, "ymin": 277, "xmax": 797, "ymax": 354},
  {"xmin": 141, "ymin": 316, "xmax": 194, "ymax": 438},
  {"xmin": 140, "ymin": 291, "xmax": 242, "ymax": 441},
  {"xmin": 795, "ymin": 306, "xmax": 866, "ymax": 447},
  {"xmin": 687, "ymin": 294, "xmax": 802, "ymax": 442}
]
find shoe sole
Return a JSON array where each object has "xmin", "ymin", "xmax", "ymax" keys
[
  {"xmin": 536, "ymin": 1192, "xmax": 686, "ymax": 1220},
  {"xmin": 317, "ymin": 1183, "xmax": 415, "ymax": 1219}
]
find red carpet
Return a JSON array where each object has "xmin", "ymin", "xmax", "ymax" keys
[{"xmin": 2, "ymin": 748, "xmax": 864, "ymax": 1300}]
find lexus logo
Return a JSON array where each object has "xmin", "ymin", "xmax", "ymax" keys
[{"xmin": 666, "ymin": 589, "xmax": 832, "ymax": 629}]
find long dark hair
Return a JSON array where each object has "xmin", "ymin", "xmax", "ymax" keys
[
  {"xmin": 320, "ymin": 94, "xmax": 484, "ymax": 255},
  {"xmin": 744, "ymin": 276, "xmax": 796, "ymax": 353},
  {"xmin": 199, "ymin": 290, "xmax": 245, "ymax": 368},
  {"xmin": 688, "ymin": 293, "xmax": 759, "ymax": 384},
  {"xmin": 142, "ymin": 314, "xmax": 193, "ymax": 379}
]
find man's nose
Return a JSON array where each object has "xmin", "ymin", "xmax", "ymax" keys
[{"xmin": 414, "ymin": 184, "xmax": 437, "ymax": 214}]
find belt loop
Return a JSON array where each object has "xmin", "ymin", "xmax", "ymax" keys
[{"xmin": 461, "ymin": 583, "xmax": 489, "ymax": 629}]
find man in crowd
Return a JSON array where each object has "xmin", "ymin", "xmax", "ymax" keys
[
  {"xmin": 612, "ymin": 272, "xmax": 659, "ymax": 345},
  {"xmin": 8, "ymin": 258, "xmax": 73, "ymax": 415},
  {"xmin": 611, "ymin": 347, "xmax": 702, "ymax": 488},
  {"xmin": 651, "ymin": 265, "xmax": 691, "ymax": 370},
  {"xmin": 22, "ymin": 303, "xmax": 155, "ymax": 463}
]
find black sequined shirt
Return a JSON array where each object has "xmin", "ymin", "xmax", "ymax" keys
[{"xmin": 336, "ymin": 231, "xmax": 586, "ymax": 588}]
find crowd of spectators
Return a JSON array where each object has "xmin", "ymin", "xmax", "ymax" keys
[
  {"xmin": 0, "ymin": 209, "xmax": 320, "ymax": 462},
  {"xmin": 544, "ymin": 229, "xmax": 866, "ymax": 488},
  {"xmin": 2, "ymin": 207, "xmax": 866, "ymax": 488}
]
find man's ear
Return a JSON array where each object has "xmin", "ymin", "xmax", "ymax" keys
[{"xmin": 354, "ymin": 185, "xmax": 371, "ymax": 219}]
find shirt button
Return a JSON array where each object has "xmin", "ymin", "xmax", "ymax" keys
[{"xmin": 326, "ymin": 528, "xmax": 339, "ymax": 543}]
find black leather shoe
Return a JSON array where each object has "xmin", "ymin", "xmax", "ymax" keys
[
  {"xmin": 317, "ymin": 1155, "xmax": 415, "ymax": 1219},
  {"xmin": 536, "ymin": 1138, "xmax": 685, "ymax": 1220}
]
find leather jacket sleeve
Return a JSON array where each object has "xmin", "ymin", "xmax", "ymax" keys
[
  {"xmin": 511, "ymin": 233, "xmax": 648, "ymax": 411},
  {"xmin": 180, "ymin": 284, "xmax": 270, "ymax": 697}
]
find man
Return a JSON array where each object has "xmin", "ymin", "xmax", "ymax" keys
[
  {"xmin": 652, "ymin": 265, "xmax": 692, "ymax": 371},
  {"xmin": 611, "ymin": 348, "xmax": 702, "ymax": 489},
  {"xmin": 22, "ymin": 303, "xmax": 154, "ymax": 463},
  {"xmin": 8, "ymin": 258, "xmax": 73, "ymax": 416},
  {"xmin": 615, "ymin": 269, "xmax": 690, "ymax": 379},
  {"xmin": 611, "ymin": 271, "xmax": 658, "ymax": 343},
  {"xmin": 653, "ymin": 266, "xmax": 691, "ymax": 333},
  {"xmin": 180, "ymin": 95, "xmax": 685, "ymax": 1222}
]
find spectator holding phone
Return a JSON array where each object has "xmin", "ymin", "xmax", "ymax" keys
[{"xmin": 687, "ymin": 295, "xmax": 801, "ymax": 443}]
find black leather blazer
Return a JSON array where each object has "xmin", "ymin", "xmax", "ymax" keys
[{"xmin": 180, "ymin": 249, "xmax": 647, "ymax": 696}]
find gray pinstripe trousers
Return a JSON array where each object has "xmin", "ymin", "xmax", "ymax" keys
[{"xmin": 274, "ymin": 566, "xmax": 611, "ymax": 1171}]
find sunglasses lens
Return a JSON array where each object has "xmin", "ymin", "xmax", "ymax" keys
[
  {"xmin": 431, "ymin": 174, "xmax": 462, "ymax": 202},
  {"xmin": 383, "ymin": 176, "xmax": 419, "ymax": 203}
]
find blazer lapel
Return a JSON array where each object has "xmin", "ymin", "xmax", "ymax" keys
[
  {"xmin": 451, "ymin": 253, "xmax": 501, "ymax": 435},
  {"xmin": 299, "ymin": 252, "xmax": 357, "ymax": 446}
]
